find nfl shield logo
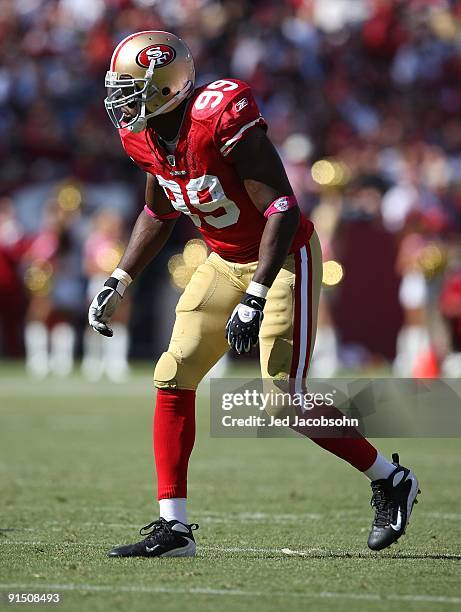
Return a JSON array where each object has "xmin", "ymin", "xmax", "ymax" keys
[{"xmin": 167, "ymin": 155, "xmax": 176, "ymax": 166}]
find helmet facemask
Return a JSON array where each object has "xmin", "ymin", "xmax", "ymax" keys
[{"xmin": 105, "ymin": 58, "xmax": 193, "ymax": 133}]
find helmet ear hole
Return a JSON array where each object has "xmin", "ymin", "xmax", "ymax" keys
[{"xmin": 162, "ymin": 87, "xmax": 170, "ymax": 96}]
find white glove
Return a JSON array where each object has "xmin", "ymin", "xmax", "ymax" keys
[{"xmin": 88, "ymin": 276, "xmax": 128, "ymax": 337}]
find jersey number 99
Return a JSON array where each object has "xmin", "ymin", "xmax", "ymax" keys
[{"xmin": 156, "ymin": 174, "xmax": 240, "ymax": 229}]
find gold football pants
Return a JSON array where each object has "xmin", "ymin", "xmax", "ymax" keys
[{"xmin": 154, "ymin": 230, "xmax": 322, "ymax": 391}]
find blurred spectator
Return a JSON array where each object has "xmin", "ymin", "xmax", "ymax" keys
[
  {"xmin": 1, "ymin": 0, "xmax": 461, "ymax": 374},
  {"xmin": 440, "ymin": 269, "xmax": 461, "ymax": 376},
  {"xmin": 330, "ymin": 174, "xmax": 403, "ymax": 364},
  {"xmin": 0, "ymin": 198, "xmax": 29, "ymax": 357},
  {"xmin": 23, "ymin": 199, "xmax": 83, "ymax": 377}
]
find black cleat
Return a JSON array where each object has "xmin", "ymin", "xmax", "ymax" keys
[
  {"xmin": 368, "ymin": 453, "xmax": 420, "ymax": 551},
  {"xmin": 107, "ymin": 518, "xmax": 199, "ymax": 558}
]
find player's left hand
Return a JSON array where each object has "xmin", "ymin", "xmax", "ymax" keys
[{"xmin": 225, "ymin": 293, "xmax": 265, "ymax": 354}]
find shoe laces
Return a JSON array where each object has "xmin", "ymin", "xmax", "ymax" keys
[
  {"xmin": 139, "ymin": 518, "xmax": 199, "ymax": 540},
  {"xmin": 370, "ymin": 481, "xmax": 395, "ymax": 527}
]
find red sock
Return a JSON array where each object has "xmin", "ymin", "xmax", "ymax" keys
[
  {"xmin": 153, "ymin": 389, "xmax": 196, "ymax": 500},
  {"xmin": 310, "ymin": 437, "xmax": 377, "ymax": 472},
  {"xmin": 290, "ymin": 403, "xmax": 378, "ymax": 472}
]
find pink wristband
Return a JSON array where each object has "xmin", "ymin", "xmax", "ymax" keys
[
  {"xmin": 264, "ymin": 195, "xmax": 298, "ymax": 218},
  {"xmin": 144, "ymin": 205, "xmax": 180, "ymax": 220}
]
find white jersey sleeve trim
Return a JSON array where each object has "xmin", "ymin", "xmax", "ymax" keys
[{"xmin": 220, "ymin": 116, "xmax": 265, "ymax": 156}]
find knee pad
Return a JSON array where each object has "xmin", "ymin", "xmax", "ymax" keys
[
  {"xmin": 154, "ymin": 346, "xmax": 204, "ymax": 390},
  {"xmin": 263, "ymin": 338, "xmax": 293, "ymax": 380},
  {"xmin": 154, "ymin": 351, "xmax": 180, "ymax": 390}
]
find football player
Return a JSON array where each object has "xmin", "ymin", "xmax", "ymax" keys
[{"xmin": 89, "ymin": 31, "xmax": 420, "ymax": 557}]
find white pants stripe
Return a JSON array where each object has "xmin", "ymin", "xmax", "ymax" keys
[{"xmin": 295, "ymin": 245, "xmax": 309, "ymax": 395}]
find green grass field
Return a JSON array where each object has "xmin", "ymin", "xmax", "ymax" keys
[{"xmin": 1, "ymin": 363, "xmax": 460, "ymax": 611}]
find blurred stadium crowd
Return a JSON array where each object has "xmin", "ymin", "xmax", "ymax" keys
[{"xmin": 1, "ymin": 0, "xmax": 461, "ymax": 379}]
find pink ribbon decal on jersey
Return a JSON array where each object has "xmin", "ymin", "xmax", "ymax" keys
[
  {"xmin": 144, "ymin": 205, "xmax": 181, "ymax": 220},
  {"xmin": 264, "ymin": 195, "xmax": 298, "ymax": 218}
]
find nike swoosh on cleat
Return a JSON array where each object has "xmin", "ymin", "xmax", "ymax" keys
[
  {"xmin": 390, "ymin": 508, "xmax": 402, "ymax": 532},
  {"xmin": 158, "ymin": 539, "xmax": 196, "ymax": 558},
  {"xmin": 406, "ymin": 474, "xmax": 420, "ymax": 522},
  {"xmin": 145, "ymin": 544, "xmax": 161, "ymax": 553},
  {"xmin": 392, "ymin": 471, "xmax": 405, "ymax": 487},
  {"xmin": 171, "ymin": 523, "xmax": 190, "ymax": 534}
]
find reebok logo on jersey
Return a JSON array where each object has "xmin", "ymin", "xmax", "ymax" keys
[
  {"xmin": 274, "ymin": 198, "xmax": 289, "ymax": 212},
  {"xmin": 235, "ymin": 98, "xmax": 248, "ymax": 112}
]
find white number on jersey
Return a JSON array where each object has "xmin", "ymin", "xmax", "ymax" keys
[
  {"xmin": 194, "ymin": 79, "xmax": 239, "ymax": 111},
  {"xmin": 156, "ymin": 174, "xmax": 240, "ymax": 229},
  {"xmin": 155, "ymin": 176, "xmax": 201, "ymax": 226},
  {"xmin": 186, "ymin": 175, "xmax": 240, "ymax": 229},
  {"xmin": 207, "ymin": 80, "xmax": 239, "ymax": 91}
]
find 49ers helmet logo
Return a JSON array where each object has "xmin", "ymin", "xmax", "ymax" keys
[{"xmin": 136, "ymin": 44, "xmax": 176, "ymax": 68}]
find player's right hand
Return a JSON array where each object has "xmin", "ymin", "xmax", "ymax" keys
[
  {"xmin": 88, "ymin": 277, "xmax": 127, "ymax": 337},
  {"xmin": 225, "ymin": 293, "xmax": 265, "ymax": 354}
]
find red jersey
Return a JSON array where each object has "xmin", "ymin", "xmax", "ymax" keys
[{"xmin": 120, "ymin": 79, "xmax": 313, "ymax": 263}]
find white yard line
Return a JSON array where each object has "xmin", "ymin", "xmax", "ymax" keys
[
  {"xmin": 423, "ymin": 512, "xmax": 461, "ymax": 520},
  {"xmin": 0, "ymin": 541, "xmax": 97, "ymax": 547},
  {"xmin": 0, "ymin": 583, "xmax": 459, "ymax": 604},
  {"xmin": 4, "ymin": 506, "xmax": 327, "ymax": 520},
  {"xmin": 0, "ymin": 387, "xmax": 151, "ymax": 398},
  {"xmin": 10, "ymin": 509, "xmax": 461, "ymax": 525},
  {"xmin": 41, "ymin": 513, "xmax": 325, "ymax": 529},
  {"xmin": 2, "ymin": 510, "xmax": 461, "ymax": 541},
  {"xmin": 0, "ymin": 378, "xmax": 210, "ymax": 398},
  {"xmin": 0, "ymin": 541, "xmax": 322, "ymax": 556},
  {"xmin": 0, "ymin": 540, "xmax": 460, "ymax": 560}
]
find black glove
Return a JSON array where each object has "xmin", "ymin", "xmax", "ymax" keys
[{"xmin": 225, "ymin": 293, "xmax": 265, "ymax": 354}]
